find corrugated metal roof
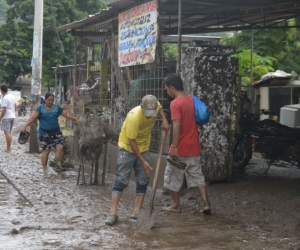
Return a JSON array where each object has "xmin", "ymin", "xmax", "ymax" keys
[
  {"xmin": 51, "ymin": 64, "xmax": 87, "ymax": 72},
  {"xmin": 58, "ymin": 9, "xmax": 113, "ymax": 31},
  {"xmin": 58, "ymin": 0, "xmax": 300, "ymax": 33},
  {"xmin": 161, "ymin": 35, "xmax": 220, "ymax": 44},
  {"xmin": 58, "ymin": 0, "xmax": 137, "ymax": 31}
]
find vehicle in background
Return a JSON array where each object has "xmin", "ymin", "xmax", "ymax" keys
[
  {"xmin": 17, "ymin": 96, "xmax": 28, "ymax": 116},
  {"xmin": 233, "ymin": 109, "xmax": 300, "ymax": 174}
]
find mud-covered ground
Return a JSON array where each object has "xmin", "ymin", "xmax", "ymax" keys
[{"xmin": 0, "ymin": 113, "xmax": 300, "ymax": 250}]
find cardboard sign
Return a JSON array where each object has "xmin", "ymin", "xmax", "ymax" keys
[{"xmin": 118, "ymin": 0, "xmax": 158, "ymax": 67}]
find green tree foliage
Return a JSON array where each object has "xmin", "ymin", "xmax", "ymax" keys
[
  {"xmin": 221, "ymin": 28, "xmax": 286, "ymax": 58},
  {"xmin": 232, "ymin": 50, "xmax": 276, "ymax": 89},
  {"xmin": 0, "ymin": 22, "xmax": 31, "ymax": 86},
  {"xmin": 0, "ymin": 0, "xmax": 9, "ymax": 18},
  {"xmin": 221, "ymin": 20, "xmax": 300, "ymax": 89},
  {"xmin": 276, "ymin": 18, "xmax": 300, "ymax": 73},
  {"xmin": 163, "ymin": 43, "xmax": 178, "ymax": 61},
  {"xmin": 0, "ymin": 0, "xmax": 106, "ymax": 88}
]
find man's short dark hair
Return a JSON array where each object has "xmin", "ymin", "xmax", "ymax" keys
[
  {"xmin": 164, "ymin": 73, "xmax": 184, "ymax": 91},
  {"xmin": 1, "ymin": 85, "xmax": 8, "ymax": 93}
]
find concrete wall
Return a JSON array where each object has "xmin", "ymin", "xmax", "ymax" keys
[
  {"xmin": 13, "ymin": 80, "xmax": 48, "ymax": 100},
  {"xmin": 181, "ymin": 45, "xmax": 238, "ymax": 181}
]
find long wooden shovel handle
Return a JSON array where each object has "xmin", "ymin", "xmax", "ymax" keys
[{"xmin": 152, "ymin": 130, "xmax": 166, "ymax": 190}]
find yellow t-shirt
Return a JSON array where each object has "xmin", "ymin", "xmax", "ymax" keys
[
  {"xmin": 19, "ymin": 98, "xmax": 25, "ymax": 105},
  {"xmin": 118, "ymin": 103, "xmax": 162, "ymax": 153}
]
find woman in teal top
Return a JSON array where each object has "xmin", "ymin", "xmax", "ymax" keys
[{"xmin": 21, "ymin": 93, "xmax": 80, "ymax": 172}]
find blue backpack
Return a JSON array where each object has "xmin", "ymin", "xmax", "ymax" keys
[{"xmin": 191, "ymin": 95, "xmax": 210, "ymax": 125}]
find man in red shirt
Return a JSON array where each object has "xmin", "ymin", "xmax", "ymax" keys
[{"xmin": 163, "ymin": 73, "xmax": 210, "ymax": 214}]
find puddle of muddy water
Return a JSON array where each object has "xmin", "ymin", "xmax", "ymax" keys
[
  {"xmin": 0, "ymin": 175, "xmax": 30, "ymax": 249},
  {"xmin": 0, "ymin": 165, "xmax": 299, "ymax": 250}
]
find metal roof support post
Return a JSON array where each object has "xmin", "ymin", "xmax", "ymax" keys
[
  {"xmin": 250, "ymin": 28, "xmax": 253, "ymax": 84},
  {"xmin": 176, "ymin": 0, "xmax": 182, "ymax": 74},
  {"xmin": 72, "ymin": 37, "xmax": 77, "ymax": 114},
  {"xmin": 250, "ymin": 28, "xmax": 255, "ymax": 112},
  {"xmin": 54, "ymin": 69, "xmax": 58, "ymax": 104},
  {"xmin": 59, "ymin": 72, "xmax": 62, "ymax": 104},
  {"xmin": 54, "ymin": 64, "xmax": 61, "ymax": 105},
  {"xmin": 111, "ymin": 32, "xmax": 116, "ymax": 100}
]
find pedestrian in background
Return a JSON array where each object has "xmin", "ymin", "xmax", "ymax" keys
[
  {"xmin": 21, "ymin": 93, "xmax": 80, "ymax": 172},
  {"xmin": 0, "ymin": 85, "xmax": 16, "ymax": 153},
  {"xmin": 105, "ymin": 95, "xmax": 169, "ymax": 225},
  {"xmin": 163, "ymin": 74, "xmax": 210, "ymax": 214},
  {"xmin": 40, "ymin": 96, "xmax": 45, "ymax": 104}
]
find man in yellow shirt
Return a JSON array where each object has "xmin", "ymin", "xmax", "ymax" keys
[
  {"xmin": 105, "ymin": 95, "xmax": 169, "ymax": 225},
  {"xmin": 19, "ymin": 97, "xmax": 25, "ymax": 106}
]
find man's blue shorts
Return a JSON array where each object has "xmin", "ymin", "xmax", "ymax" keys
[{"xmin": 112, "ymin": 148, "xmax": 150, "ymax": 195}]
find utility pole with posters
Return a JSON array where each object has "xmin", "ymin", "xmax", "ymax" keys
[{"xmin": 30, "ymin": 0, "xmax": 43, "ymax": 153}]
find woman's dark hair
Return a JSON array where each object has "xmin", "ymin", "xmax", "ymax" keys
[
  {"xmin": 164, "ymin": 73, "xmax": 184, "ymax": 91},
  {"xmin": 45, "ymin": 93, "xmax": 54, "ymax": 100}
]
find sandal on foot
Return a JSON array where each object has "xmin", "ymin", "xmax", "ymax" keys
[
  {"xmin": 163, "ymin": 206, "xmax": 181, "ymax": 213},
  {"xmin": 166, "ymin": 156, "xmax": 187, "ymax": 170},
  {"xmin": 130, "ymin": 213, "xmax": 140, "ymax": 220},
  {"xmin": 105, "ymin": 214, "xmax": 118, "ymax": 225},
  {"xmin": 200, "ymin": 207, "xmax": 211, "ymax": 214},
  {"xmin": 54, "ymin": 166, "xmax": 66, "ymax": 172}
]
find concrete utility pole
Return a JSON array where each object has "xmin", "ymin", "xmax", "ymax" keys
[
  {"xmin": 30, "ymin": 0, "xmax": 44, "ymax": 153},
  {"xmin": 176, "ymin": 0, "xmax": 182, "ymax": 74}
]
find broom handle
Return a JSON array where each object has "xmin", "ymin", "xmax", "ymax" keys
[{"xmin": 152, "ymin": 130, "xmax": 166, "ymax": 190}]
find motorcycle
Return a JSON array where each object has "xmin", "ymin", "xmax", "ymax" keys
[
  {"xmin": 233, "ymin": 109, "xmax": 300, "ymax": 173},
  {"xmin": 17, "ymin": 102, "xmax": 27, "ymax": 116}
]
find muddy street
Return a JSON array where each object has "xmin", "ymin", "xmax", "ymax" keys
[{"xmin": 0, "ymin": 114, "xmax": 300, "ymax": 249}]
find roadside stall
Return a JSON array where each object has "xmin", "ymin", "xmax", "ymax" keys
[{"xmin": 58, "ymin": 0, "xmax": 300, "ymax": 181}]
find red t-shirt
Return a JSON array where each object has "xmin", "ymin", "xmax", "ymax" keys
[{"xmin": 170, "ymin": 95, "xmax": 201, "ymax": 156}]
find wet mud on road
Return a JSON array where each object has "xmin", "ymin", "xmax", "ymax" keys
[{"xmin": 0, "ymin": 114, "xmax": 300, "ymax": 249}]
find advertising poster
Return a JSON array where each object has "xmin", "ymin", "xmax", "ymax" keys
[{"xmin": 118, "ymin": 0, "xmax": 158, "ymax": 67}]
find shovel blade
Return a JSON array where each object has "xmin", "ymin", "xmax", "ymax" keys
[{"xmin": 136, "ymin": 209, "xmax": 159, "ymax": 230}]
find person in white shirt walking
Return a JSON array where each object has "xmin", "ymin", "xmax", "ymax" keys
[{"xmin": 0, "ymin": 85, "xmax": 16, "ymax": 153}]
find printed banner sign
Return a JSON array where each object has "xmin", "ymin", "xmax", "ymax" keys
[{"xmin": 118, "ymin": 0, "xmax": 158, "ymax": 67}]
